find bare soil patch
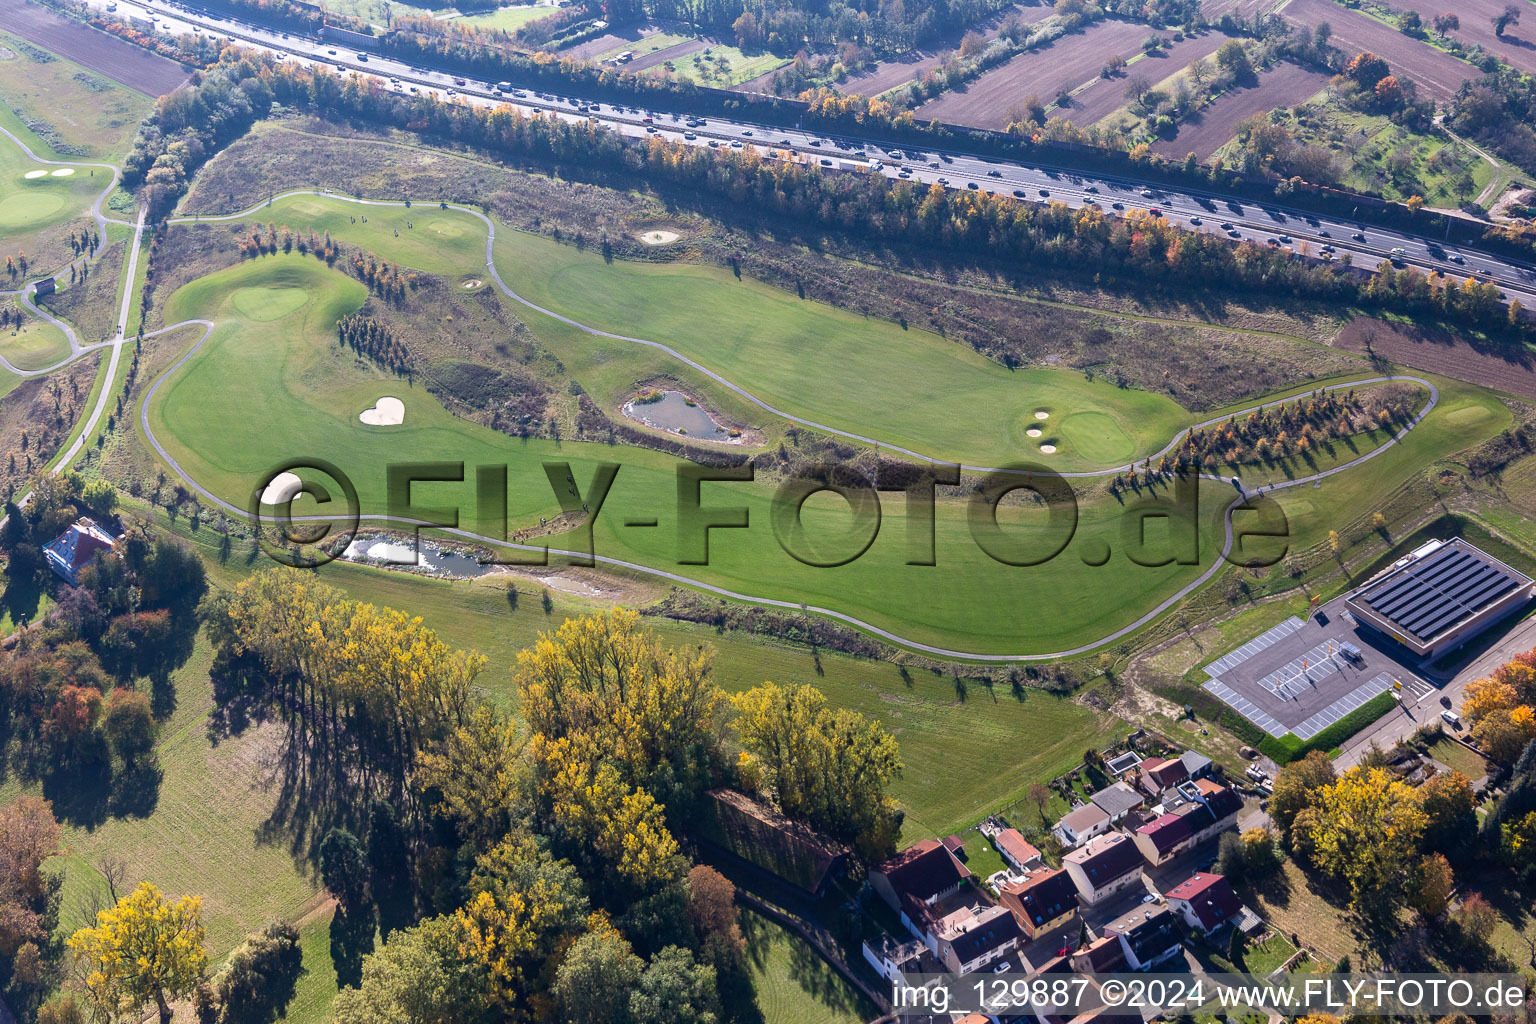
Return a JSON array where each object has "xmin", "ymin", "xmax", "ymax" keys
[
  {"xmin": 1062, "ymin": 29, "xmax": 1230, "ymax": 126},
  {"xmin": 830, "ymin": 2, "xmax": 1054, "ymax": 99},
  {"xmin": 1427, "ymin": 0, "xmax": 1536, "ymax": 76},
  {"xmin": 559, "ymin": 24, "xmax": 665, "ymax": 59},
  {"xmin": 915, "ymin": 19, "xmax": 1151, "ymax": 130},
  {"xmin": 628, "ymin": 37, "xmax": 707, "ymax": 72},
  {"xmin": 1283, "ymin": 0, "xmax": 1481, "ymax": 103},
  {"xmin": 0, "ymin": 0, "xmax": 189, "ymax": 95},
  {"xmin": 1333, "ymin": 317, "xmax": 1536, "ymax": 400},
  {"xmin": 1152, "ymin": 61, "xmax": 1331, "ymax": 160}
]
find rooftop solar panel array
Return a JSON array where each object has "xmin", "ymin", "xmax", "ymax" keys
[{"xmin": 1358, "ymin": 545, "xmax": 1525, "ymax": 644}]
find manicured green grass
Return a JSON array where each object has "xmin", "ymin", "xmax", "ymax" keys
[
  {"xmin": 0, "ymin": 319, "xmax": 72, "ymax": 370},
  {"xmin": 0, "ymin": 31, "xmax": 155, "ymax": 162},
  {"xmin": 658, "ymin": 44, "xmax": 789, "ymax": 88},
  {"xmin": 145, "ymin": 252, "xmax": 1504, "ymax": 657},
  {"xmin": 243, "ymin": 192, "xmax": 1192, "ymax": 471},
  {"xmin": 454, "ymin": 3, "xmax": 556, "ymax": 32},
  {"xmin": 739, "ymin": 909, "xmax": 876, "ymax": 1024},
  {"xmin": 1427, "ymin": 735, "xmax": 1489, "ymax": 779},
  {"xmin": 0, "ymin": 131, "xmax": 100, "ymax": 238},
  {"xmin": 1243, "ymin": 933, "xmax": 1297, "ymax": 976}
]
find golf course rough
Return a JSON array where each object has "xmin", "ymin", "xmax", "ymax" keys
[{"xmin": 142, "ymin": 196, "xmax": 1512, "ymax": 656}]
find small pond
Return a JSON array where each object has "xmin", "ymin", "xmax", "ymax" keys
[
  {"xmin": 622, "ymin": 390, "xmax": 732, "ymax": 441},
  {"xmin": 343, "ymin": 535, "xmax": 495, "ymax": 577}
]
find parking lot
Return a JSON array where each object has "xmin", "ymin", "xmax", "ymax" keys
[{"xmin": 1201, "ymin": 595, "xmax": 1436, "ymax": 740}]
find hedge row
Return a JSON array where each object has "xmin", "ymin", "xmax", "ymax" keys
[{"xmin": 1259, "ymin": 691, "xmax": 1398, "ymax": 765}]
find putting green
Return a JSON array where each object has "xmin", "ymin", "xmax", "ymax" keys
[
  {"xmin": 236, "ymin": 194, "xmax": 1190, "ymax": 471},
  {"xmin": 1058, "ymin": 411, "xmax": 1135, "ymax": 463},
  {"xmin": 1, "ymin": 321, "xmax": 72, "ymax": 371},
  {"xmin": 147, "ymin": 256, "xmax": 1506, "ymax": 655},
  {"xmin": 0, "ymin": 135, "xmax": 98, "ymax": 237},
  {"xmin": 232, "ymin": 286, "xmax": 310, "ymax": 322}
]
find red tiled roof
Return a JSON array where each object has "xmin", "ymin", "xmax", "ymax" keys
[
  {"xmin": 995, "ymin": 828, "xmax": 1040, "ymax": 866},
  {"xmin": 1136, "ymin": 811, "xmax": 1194, "ymax": 855},
  {"xmin": 1166, "ymin": 872, "xmax": 1242, "ymax": 930}
]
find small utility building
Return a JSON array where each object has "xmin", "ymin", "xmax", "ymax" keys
[{"xmin": 1345, "ymin": 539, "xmax": 1533, "ymax": 659}]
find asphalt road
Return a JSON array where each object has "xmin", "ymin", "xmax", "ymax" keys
[{"xmin": 73, "ymin": 0, "xmax": 1536, "ymax": 307}]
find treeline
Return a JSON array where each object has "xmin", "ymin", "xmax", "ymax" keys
[
  {"xmin": 268, "ymin": 62, "xmax": 1536, "ymax": 332},
  {"xmin": 1450, "ymin": 69, "xmax": 1536, "ymax": 178},
  {"xmin": 1460, "ymin": 646, "xmax": 1536, "ymax": 764},
  {"xmin": 202, "ymin": 582, "xmax": 901, "ymax": 1022},
  {"xmin": 336, "ymin": 313, "xmax": 411, "ymax": 372},
  {"xmin": 1112, "ymin": 387, "xmax": 1410, "ymax": 486},
  {"xmin": 123, "ymin": 54, "xmax": 274, "ymax": 220}
]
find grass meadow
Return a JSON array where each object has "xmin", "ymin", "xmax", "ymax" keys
[{"xmin": 0, "ymin": 31, "xmax": 155, "ymax": 162}]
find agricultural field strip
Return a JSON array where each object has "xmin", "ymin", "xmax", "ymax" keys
[{"xmin": 139, "ymin": 189, "xmax": 1444, "ymax": 661}]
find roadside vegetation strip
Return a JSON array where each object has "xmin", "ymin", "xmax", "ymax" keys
[{"xmin": 1259, "ymin": 690, "xmax": 1399, "ymax": 764}]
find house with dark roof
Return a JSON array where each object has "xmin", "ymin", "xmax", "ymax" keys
[
  {"xmin": 43, "ymin": 518, "xmax": 117, "ymax": 586},
  {"xmin": 870, "ymin": 839, "xmax": 969, "ymax": 923},
  {"xmin": 1089, "ymin": 781, "xmax": 1144, "ymax": 824},
  {"xmin": 861, "ymin": 931, "xmax": 941, "ymax": 984},
  {"xmin": 1070, "ymin": 934, "xmax": 1126, "ymax": 974},
  {"xmin": 932, "ymin": 902, "xmax": 1023, "ymax": 975},
  {"xmin": 1134, "ymin": 784, "xmax": 1242, "ymax": 866},
  {"xmin": 1053, "ymin": 802, "xmax": 1111, "ymax": 848},
  {"xmin": 994, "ymin": 828, "xmax": 1042, "ymax": 873},
  {"xmin": 1063, "ymin": 833, "xmax": 1144, "ymax": 905},
  {"xmin": 1137, "ymin": 756, "xmax": 1190, "ymax": 797},
  {"xmin": 1165, "ymin": 872, "xmax": 1243, "ymax": 934},
  {"xmin": 997, "ymin": 867, "xmax": 1078, "ymax": 939},
  {"xmin": 1102, "ymin": 904, "xmax": 1182, "ymax": 971}
]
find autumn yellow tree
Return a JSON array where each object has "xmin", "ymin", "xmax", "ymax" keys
[
  {"xmin": 415, "ymin": 704, "xmax": 526, "ymax": 851},
  {"xmin": 1410, "ymin": 852, "xmax": 1455, "ymax": 918},
  {"xmin": 1296, "ymin": 766, "xmax": 1427, "ymax": 915},
  {"xmin": 68, "ymin": 882, "xmax": 207, "ymax": 1024},
  {"xmin": 514, "ymin": 608, "xmax": 722, "ymax": 802}
]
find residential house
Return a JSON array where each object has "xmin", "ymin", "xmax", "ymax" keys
[
  {"xmin": 1165, "ymin": 873, "xmax": 1244, "ymax": 935},
  {"xmin": 861, "ymin": 932, "xmax": 941, "ymax": 984},
  {"xmin": 1132, "ymin": 807, "xmax": 1211, "ymax": 867},
  {"xmin": 1053, "ymin": 803, "xmax": 1111, "ymax": 848},
  {"xmin": 1070, "ymin": 935, "xmax": 1126, "ymax": 974},
  {"xmin": 870, "ymin": 839, "xmax": 970, "ymax": 938},
  {"xmin": 931, "ymin": 902, "xmax": 1023, "ymax": 974},
  {"xmin": 1136, "ymin": 755, "xmax": 1190, "ymax": 798},
  {"xmin": 997, "ymin": 867, "xmax": 1077, "ymax": 940},
  {"xmin": 1089, "ymin": 782, "xmax": 1144, "ymax": 825},
  {"xmin": 1063, "ymin": 833, "xmax": 1144, "ymax": 906},
  {"xmin": 994, "ymin": 828, "xmax": 1043, "ymax": 873},
  {"xmin": 1102, "ymin": 905, "xmax": 1182, "ymax": 971},
  {"xmin": 43, "ymin": 517, "xmax": 116, "ymax": 586}
]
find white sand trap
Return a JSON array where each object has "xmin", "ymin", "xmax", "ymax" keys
[
  {"xmin": 50, "ymin": 168, "xmax": 74, "ymax": 177},
  {"xmin": 359, "ymin": 396, "xmax": 405, "ymax": 425},
  {"xmin": 462, "ymin": 278, "xmax": 482, "ymax": 289},
  {"xmin": 1034, "ymin": 410, "xmax": 1050, "ymax": 420},
  {"xmin": 639, "ymin": 230, "xmax": 679, "ymax": 245},
  {"xmin": 1026, "ymin": 428, "xmax": 1042, "ymax": 437},
  {"xmin": 1039, "ymin": 444, "xmax": 1057, "ymax": 454},
  {"xmin": 261, "ymin": 471, "xmax": 303, "ymax": 504},
  {"xmin": 23, "ymin": 170, "xmax": 47, "ymax": 179}
]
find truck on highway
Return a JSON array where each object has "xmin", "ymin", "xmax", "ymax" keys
[{"xmin": 496, "ymin": 81, "xmax": 513, "ymax": 93}]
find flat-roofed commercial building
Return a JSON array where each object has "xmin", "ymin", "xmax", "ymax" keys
[{"xmin": 1345, "ymin": 539, "xmax": 1533, "ymax": 659}]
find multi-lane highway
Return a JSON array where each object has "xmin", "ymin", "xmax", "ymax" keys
[{"xmin": 79, "ymin": 0, "xmax": 1536, "ymax": 305}]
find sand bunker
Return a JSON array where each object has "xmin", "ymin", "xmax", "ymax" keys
[
  {"xmin": 23, "ymin": 170, "xmax": 47, "ymax": 180},
  {"xmin": 50, "ymin": 168, "xmax": 74, "ymax": 177},
  {"xmin": 260, "ymin": 471, "xmax": 303, "ymax": 504},
  {"xmin": 639, "ymin": 230, "xmax": 679, "ymax": 245},
  {"xmin": 1034, "ymin": 410, "xmax": 1050, "ymax": 420},
  {"xmin": 1026, "ymin": 428, "xmax": 1042, "ymax": 438},
  {"xmin": 360, "ymin": 396, "xmax": 405, "ymax": 425},
  {"xmin": 462, "ymin": 278, "xmax": 482, "ymax": 289},
  {"xmin": 1039, "ymin": 444, "xmax": 1057, "ymax": 454}
]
